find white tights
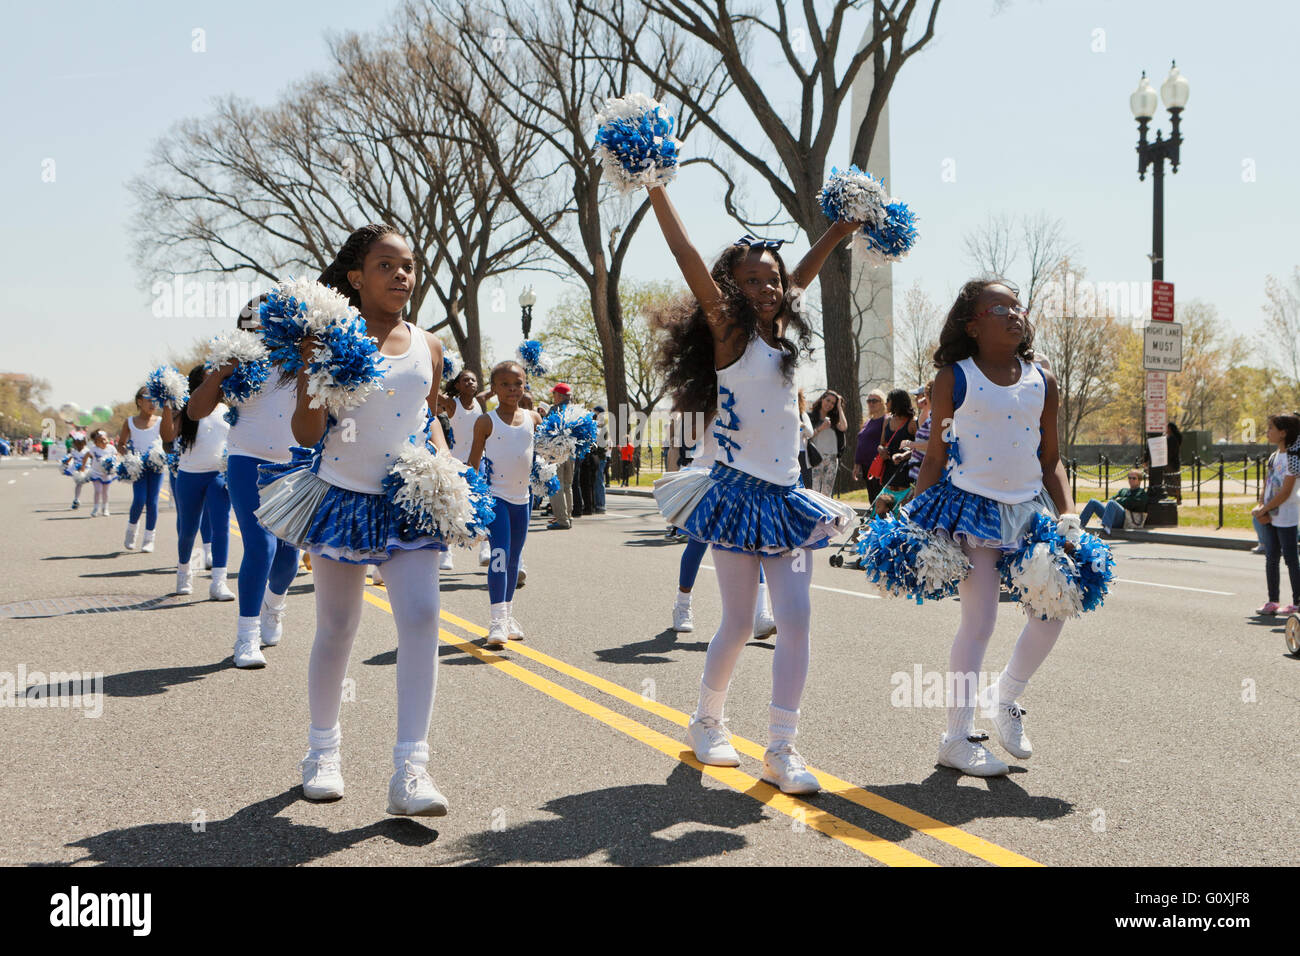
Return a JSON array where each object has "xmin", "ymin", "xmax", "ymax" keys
[
  {"xmin": 306, "ymin": 549, "xmax": 441, "ymax": 768},
  {"xmin": 92, "ymin": 482, "xmax": 108, "ymax": 510},
  {"xmin": 696, "ymin": 547, "xmax": 813, "ymax": 745},
  {"xmin": 946, "ymin": 545, "xmax": 1064, "ymax": 738}
]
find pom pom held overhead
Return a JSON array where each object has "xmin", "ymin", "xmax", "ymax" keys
[
  {"xmin": 593, "ymin": 93, "xmax": 680, "ymax": 195},
  {"xmin": 145, "ymin": 366, "xmax": 190, "ymax": 412},
  {"xmin": 205, "ymin": 329, "xmax": 271, "ymax": 405}
]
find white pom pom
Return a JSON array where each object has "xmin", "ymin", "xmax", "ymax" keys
[
  {"xmin": 274, "ymin": 276, "xmax": 357, "ymax": 333},
  {"xmin": 206, "ymin": 328, "xmax": 269, "ymax": 368},
  {"xmin": 1006, "ymin": 542, "xmax": 1083, "ymax": 621}
]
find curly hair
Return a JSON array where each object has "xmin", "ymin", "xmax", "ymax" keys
[
  {"xmin": 443, "ymin": 367, "xmax": 478, "ymax": 399},
  {"xmin": 654, "ymin": 244, "xmax": 812, "ymax": 417},
  {"xmin": 933, "ymin": 277, "xmax": 1036, "ymax": 368},
  {"xmin": 318, "ymin": 223, "xmax": 401, "ymax": 311}
]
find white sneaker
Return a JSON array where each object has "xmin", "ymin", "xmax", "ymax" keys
[
  {"xmin": 753, "ymin": 607, "xmax": 777, "ymax": 640},
  {"xmin": 686, "ymin": 715, "xmax": 740, "ymax": 767},
  {"xmin": 124, "ymin": 523, "xmax": 139, "ymax": 550},
  {"xmin": 140, "ymin": 530, "xmax": 155, "ymax": 553},
  {"xmin": 938, "ymin": 732, "xmax": 1009, "ymax": 777},
  {"xmin": 300, "ymin": 752, "xmax": 344, "ymax": 801},
  {"xmin": 91, "ymin": 505, "xmax": 100, "ymax": 517},
  {"xmin": 762, "ymin": 742, "xmax": 820, "ymax": 794},
  {"xmin": 102, "ymin": 506, "xmax": 111, "ymax": 517},
  {"xmin": 209, "ymin": 570, "xmax": 235, "ymax": 602},
  {"xmin": 176, "ymin": 564, "xmax": 193, "ymax": 595},
  {"xmin": 233, "ymin": 637, "xmax": 267, "ymax": 668},
  {"xmin": 485, "ymin": 619, "xmax": 509, "ymax": 648},
  {"xmin": 439, "ymin": 550, "xmax": 454, "ymax": 572},
  {"xmin": 260, "ymin": 597, "xmax": 286, "ymax": 647},
  {"xmin": 478, "ymin": 540, "xmax": 492, "ymax": 567},
  {"xmin": 672, "ymin": 600, "xmax": 695, "ymax": 633},
  {"xmin": 506, "ymin": 616, "xmax": 525, "ymax": 641},
  {"xmin": 386, "ymin": 761, "xmax": 449, "ymax": 817},
  {"xmin": 203, "ymin": 543, "xmax": 213, "ymax": 570},
  {"xmin": 992, "ymin": 703, "xmax": 1032, "ymax": 759}
]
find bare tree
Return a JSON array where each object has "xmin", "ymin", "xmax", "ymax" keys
[
  {"xmin": 963, "ymin": 211, "xmax": 1074, "ymax": 314},
  {"xmin": 584, "ymin": 0, "xmax": 943, "ymax": 467},
  {"xmin": 1259, "ymin": 267, "xmax": 1300, "ymax": 388},
  {"xmin": 894, "ymin": 280, "xmax": 942, "ymax": 390}
]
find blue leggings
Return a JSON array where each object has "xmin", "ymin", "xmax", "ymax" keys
[
  {"xmin": 487, "ymin": 497, "xmax": 530, "ymax": 604},
  {"xmin": 678, "ymin": 537, "xmax": 764, "ymax": 591},
  {"xmin": 228, "ymin": 455, "xmax": 300, "ymax": 617},
  {"xmin": 129, "ymin": 469, "xmax": 163, "ymax": 530},
  {"xmin": 171, "ymin": 473, "xmax": 211, "ymax": 544},
  {"xmin": 176, "ymin": 470, "xmax": 231, "ymax": 567}
]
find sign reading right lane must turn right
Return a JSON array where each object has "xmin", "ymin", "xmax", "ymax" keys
[{"xmin": 1143, "ymin": 321, "xmax": 1183, "ymax": 372}]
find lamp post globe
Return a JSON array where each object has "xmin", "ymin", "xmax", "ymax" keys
[
  {"xmin": 1130, "ymin": 71, "xmax": 1158, "ymax": 120},
  {"xmin": 519, "ymin": 286, "xmax": 537, "ymax": 338},
  {"xmin": 1160, "ymin": 61, "xmax": 1190, "ymax": 110}
]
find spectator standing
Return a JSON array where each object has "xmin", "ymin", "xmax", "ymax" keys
[
  {"xmin": 1252, "ymin": 414, "xmax": 1300, "ymax": 615},
  {"xmin": 853, "ymin": 389, "xmax": 887, "ymax": 499},
  {"xmin": 796, "ymin": 390, "xmax": 815, "ymax": 488},
  {"xmin": 808, "ymin": 389, "xmax": 848, "ymax": 496},
  {"xmin": 906, "ymin": 382, "xmax": 933, "ymax": 484},
  {"xmin": 546, "ymin": 383, "xmax": 575, "ymax": 530},
  {"xmin": 873, "ymin": 388, "xmax": 917, "ymax": 515},
  {"xmin": 620, "ymin": 437, "xmax": 634, "ymax": 486}
]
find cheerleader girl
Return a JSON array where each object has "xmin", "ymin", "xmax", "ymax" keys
[
  {"xmin": 256, "ymin": 224, "xmax": 451, "ymax": 816},
  {"xmin": 87, "ymin": 430, "xmax": 116, "ymax": 516},
  {"xmin": 467, "ymin": 360, "xmax": 543, "ymax": 648},
  {"xmin": 116, "ymin": 388, "xmax": 163, "ymax": 552},
  {"xmin": 160, "ymin": 366, "xmax": 234, "ymax": 602},
  {"xmin": 188, "ymin": 297, "xmax": 301, "ymax": 668},
  {"xmin": 437, "ymin": 369, "xmax": 491, "ymax": 572},
  {"xmin": 63, "ymin": 435, "xmax": 90, "ymax": 510},
  {"xmin": 647, "ymin": 186, "xmax": 857, "ymax": 795},
  {"xmin": 905, "ymin": 279, "xmax": 1077, "ymax": 777}
]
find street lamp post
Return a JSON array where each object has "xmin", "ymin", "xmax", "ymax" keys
[
  {"xmin": 519, "ymin": 286, "xmax": 537, "ymax": 339},
  {"xmin": 1131, "ymin": 62, "xmax": 1189, "ymax": 526}
]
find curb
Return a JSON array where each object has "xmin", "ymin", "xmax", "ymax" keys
[{"xmin": 1106, "ymin": 528, "xmax": 1256, "ymax": 551}]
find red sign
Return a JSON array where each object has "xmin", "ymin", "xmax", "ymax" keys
[
  {"xmin": 1146, "ymin": 404, "xmax": 1168, "ymax": 432},
  {"xmin": 1152, "ymin": 281, "xmax": 1175, "ymax": 322}
]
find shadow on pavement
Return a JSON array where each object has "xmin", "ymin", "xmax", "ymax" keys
[
  {"xmin": 362, "ymin": 645, "xmax": 483, "ymax": 668},
  {"xmin": 449, "ymin": 763, "xmax": 758, "ymax": 866},
  {"xmin": 595, "ymin": 628, "xmax": 711, "ymax": 665},
  {"xmin": 44, "ymin": 790, "xmax": 436, "ymax": 866},
  {"xmin": 41, "ymin": 553, "xmax": 124, "ymax": 561},
  {"xmin": 76, "ymin": 567, "xmax": 176, "ymax": 579},
  {"xmin": 622, "ymin": 531, "xmax": 687, "ymax": 549},
  {"xmin": 23, "ymin": 660, "xmax": 231, "ymax": 699},
  {"xmin": 811, "ymin": 771, "xmax": 1074, "ymax": 848}
]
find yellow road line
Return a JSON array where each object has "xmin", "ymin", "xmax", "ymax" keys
[
  {"xmin": 361, "ymin": 590, "xmax": 933, "ymax": 867},
  {"xmin": 436, "ymin": 607, "xmax": 1040, "ymax": 868}
]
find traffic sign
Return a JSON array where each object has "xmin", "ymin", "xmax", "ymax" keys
[
  {"xmin": 1146, "ymin": 403, "xmax": 1168, "ymax": 432},
  {"xmin": 1152, "ymin": 281, "xmax": 1175, "ymax": 322},
  {"xmin": 1145, "ymin": 371, "xmax": 1166, "ymax": 402},
  {"xmin": 1144, "ymin": 321, "xmax": 1183, "ymax": 372}
]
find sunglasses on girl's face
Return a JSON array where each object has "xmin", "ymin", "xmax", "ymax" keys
[{"xmin": 979, "ymin": 304, "xmax": 1029, "ymax": 318}]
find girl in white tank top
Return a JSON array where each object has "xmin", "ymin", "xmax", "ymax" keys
[
  {"xmin": 468, "ymin": 360, "xmax": 542, "ymax": 647},
  {"xmin": 441, "ymin": 369, "xmax": 486, "ymax": 464},
  {"xmin": 117, "ymin": 387, "xmax": 164, "ymax": 550}
]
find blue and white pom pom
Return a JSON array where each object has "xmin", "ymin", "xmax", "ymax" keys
[
  {"xmin": 60, "ymin": 454, "xmax": 75, "ymax": 476},
  {"xmin": 441, "ymin": 344, "xmax": 462, "ymax": 383},
  {"xmin": 998, "ymin": 514, "xmax": 1115, "ymax": 620},
  {"xmin": 205, "ymin": 329, "xmax": 271, "ymax": 405},
  {"xmin": 303, "ymin": 314, "xmax": 386, "ymax": 416},
  {"xmin": 143, "ymin": 438, "xmax": 169, "ymax": 475},
  {"xmin": 223, "ymin": 406, "xmax": 239, "ymax": 427},
  {"xmin": 817, "ymin": 165, "xmax": 920, "ymax": 266},
  {"xmin": 517, "ymin": 340, "xmax": 552, "ymax": 377},
  {"xmin": 165, "ymin": 451, "xmax": 180, "ymax": 478},
  {"xmin": 530, "ymin": 458, "xmax": 561, "ymax": 499},
  {"xmin": 116, "ymin": 452, "xmax": 143, "ymax": 483},
  {"xmin": 593, "ymin": 92, "xmax": 680, "ymax": 195},
  {"xmin": 145, "ymin": 366, "xmax": 189, "ymax": 411},
  {"xmin": 857, "ymin": 514, "xmax": 971, "ymax": 603},
  {"xmin": 382, "ymin": 440, "xmax": 496, "ymax": 549},
  {"xmin": 534, "ymin": 403, "xmax": 598, "ymax": 464},
  {"xmin": 259, "ymin": 276, "xmax": 358, "ymax": 374},
  {"xmin": 98, "ymin": 452, "xmax": 117, "ymax": 477}
]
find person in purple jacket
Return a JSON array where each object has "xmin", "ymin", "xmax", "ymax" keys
[{"xmin": 853, "ymin": 389, "xmax": 887, "ymax": 499}]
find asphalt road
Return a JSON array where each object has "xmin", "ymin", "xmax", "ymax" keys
[{"xmin": 2, "ymin": 457, "xmax": 1297, "ymax": 867}]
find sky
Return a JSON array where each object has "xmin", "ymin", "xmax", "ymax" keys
[{"xmin": 1, "ymin": 0, "xmax": 1296, "ymax": 412}]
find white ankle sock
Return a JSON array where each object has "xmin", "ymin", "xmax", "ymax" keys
[
  {"xmin": 237, "ymin": 615, "xmax": 260, "ymax": 640},
  {"xmin": 490, "ymin": 601, "xmax": 509, "ymax": 622},
  {"xmin": 263, "ymin": 585, "xmax": 287, "ymax": 611},
  {"xmin": 694, "ymin": 680, "xmax": 727, "ymax": 722},
  {"xmin": 308, "ymin": 723, "xmax": 341, "ymax": 756},
  {"xmin": 769, "ymin": 704, "xmax": 799, "ymax": 748},
  {"xmin": 675, "ymin": 590, "xmax": 692, "ymax": 607},
  {"xmin": 394, "ymin": 740, "xmax": 430, "ymax": 771},
  {"xmin": 997, "ymin": 669, "xmax": 1029, "ymax": 706}
]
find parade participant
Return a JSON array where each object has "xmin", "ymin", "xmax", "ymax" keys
[
  {"xmin": 160, "ymin": 366, "xmax": 234, "ymax": 602},
  {"xmin": 645, "ymin": 188, "xmax": 857, "ymax": 795},
  {"xmin": 905, "ymin": 279, "xmax": 1083, "ymax": 776},
  {"xmin": 116, "ymin": 388, "xmax": 163, "ymax": 552},
  {"xmin": 61, "ymin": 435, "xmax": 90, "ymax": 510},
  {"xmin": 438, "ymin": 368, "xmax": 491, "ymax": 571},
  {"xmin": 467, "ymin": 361, "xmax": 543, "ymax": 648},
  {"xmin": 86, "ymin": 430, "xmax": 116, "ymax": 516},
  {"xmin": 255, "ymin": 224, "xmax": 455, "ymax": 816}
]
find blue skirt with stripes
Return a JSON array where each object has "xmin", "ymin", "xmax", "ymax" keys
[{"xmin": 904, "ymin": 477, "xmax": 1058, "ymax": 551}]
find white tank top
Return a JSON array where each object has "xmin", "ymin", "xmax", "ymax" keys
[
  {"xmin": 712, "ymin": 337, "xmax": 801, "ymax": 486},
  {"xmin": 483, "ymin": 408, "xmax": 535, "ymax": 505},
  {"xmin": 127, "ymin": 416, "xmax": 161, "ymax": 454},
  {"xmin": 684, "ymin": 414, "xmax": 719, "ymax": 472},
  {"xmin": 66, "ymin": 448, "xmax": 88, "ymax": 466},
  {"xmin": 447, "ymin": 395, "xmax": 484, "ymax": 464},
  {"xmin": 179, "ymin": 406, "xmax": 231, "ymax": 473},
  {"xmin": 948, "ymin": 357, "xmax": 1045, "ymax": 504},
  {"xmin": 89, "ymin": 445, "xmax": 115, "ymax": 477},
  {"xmin": 317, "ymin": 323, "xmax": 434, "ymax": 495},
  {"xmin": 226, "ymin": 378, "xmax": 296, "ymax": 464}
]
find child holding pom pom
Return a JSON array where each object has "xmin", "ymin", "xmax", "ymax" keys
[
  {"xmin": 86, "ymin": 430, "xmax": 116, "ymax": 516},
  {"xmin": 115, "ymin": 387, "xmax": 163, "ymax": 552},
  {"xmin": 904, "ymin": 278, "xmax": 1100, "ymax": 777},
  {"xmin": 437, "ymin": 368, "xmax": 491, "ymax": 571},
  {"xmin": 642, "ymin": 181, "xmax": 857, "ymax": 796},
  {"xmin": 253, "ymin": 224, "xmax": 455, "ymax": 817},
  {"xmin": 467, "ymin": 360, "xmax": 543, "ymax": 648}
]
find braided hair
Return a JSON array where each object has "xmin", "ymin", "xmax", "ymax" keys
[
  {"xmin": 318, "ymin": 223, "xmax": 400, "ymax": 310},
  {"xmin": 933, "ymin": 278, "xmax": 1036, "ymax": 368},
  {"xmin": 176, "ymin": 366, "xmax": 208, "ymax": 454},
  {"xmin": 654, "ymin": 244, "xmax": 812, "ymax": 418}
]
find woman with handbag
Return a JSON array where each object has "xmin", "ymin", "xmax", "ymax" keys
[
  {"xmin": 872, "ymin": 389, "xmax": 918, "ymax": 517},
  {"xmin": 808, "ymin": 390, "xmax": 847, "ymax": 496},
  {"xmin": 854, "ymin": 389, "xmax": 887, "ymax": 499}
]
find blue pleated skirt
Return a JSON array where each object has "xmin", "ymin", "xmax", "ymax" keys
[
  {"xmin": 654, "ymin": 462, "xmax": 855, "ymax": 555},
  {"xmin": 254, "ymin": 446, "xmax": 446, "ymax": 565},
  {"xmin": 904, "ymin": 477, "xmax": 1058, "ymax": 551}
]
